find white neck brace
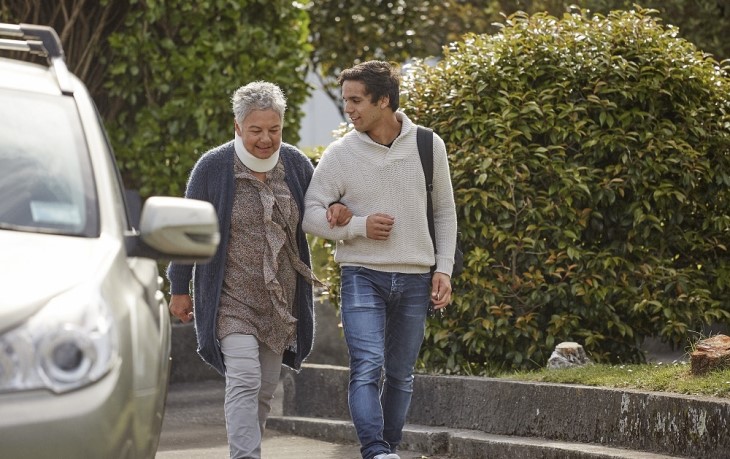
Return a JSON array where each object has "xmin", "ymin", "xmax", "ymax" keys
[{"xmin": 234, "ymin": 132, "xmax": 280, "ymax": 173}]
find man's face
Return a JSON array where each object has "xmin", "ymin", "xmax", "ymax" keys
[
  {"xmin": 342, "ymin": 80, "xmax": 388, "ymax": 133},
  {"xmin": 234, "ymin": 109, "xmax": 282, "ymax": 159}
]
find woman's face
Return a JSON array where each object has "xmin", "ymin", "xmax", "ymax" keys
[{"xmin": 234, "ymin": 109, "xmax": 282, "ymax": 159}]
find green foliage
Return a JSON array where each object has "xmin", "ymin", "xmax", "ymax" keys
[
  {"xmin": 580, "ymin": 0, "xmax": 730, "ymax": 61},
  {"xmin": 306, "ymin": 125, "xmax": 350, "ymax": 303},
  {"xmin": 305, "ymin": 0, "xmax": 729, "ymax": 121},
  {"xmin": 104, "ymin": 0, "xmax": 312, "ymax": 198},
  {"xmin": 401, "ymin": 8, "xmax": 730, "ymax": 374},
  {"xmin": 305, "ymin": 0, "xmax": 498, "ymax": 116},
  {"xmin": 494, "ymin": 2, "xmax": 730, "ymax": 61}
]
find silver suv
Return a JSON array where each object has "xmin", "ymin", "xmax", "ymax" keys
[{"xmin": 0, "ymin": 23, "xmax": 219, "ymax": 458}]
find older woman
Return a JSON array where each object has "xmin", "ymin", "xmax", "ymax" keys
[{"xmin": 167, "ymin": 81, "xmax": 348, "ymax": 459}]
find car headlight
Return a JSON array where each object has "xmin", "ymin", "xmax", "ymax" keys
[{"xmin": 0, "ymin": 287, "xmax": 118, "ymax": 394}]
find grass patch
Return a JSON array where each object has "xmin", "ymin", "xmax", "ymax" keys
[{"xmin": 500, "ymin": 362, "xmax": 730, "ymax": 398}]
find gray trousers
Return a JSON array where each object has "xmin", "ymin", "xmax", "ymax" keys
[{"xmin": 220, "ymin": 334, "xmax": 283, "ymax": 459}]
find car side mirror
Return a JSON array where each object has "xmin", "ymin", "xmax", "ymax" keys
[{"xmin": 127, "ymin": 196, "xmax": 220, "ymax": 263}]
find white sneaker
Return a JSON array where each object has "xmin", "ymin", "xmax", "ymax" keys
[{"xmin": 373, "ymin": 454, "xmax": 400, "ymax": 459}]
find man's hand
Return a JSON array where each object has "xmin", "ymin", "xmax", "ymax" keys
[
  {"xmin": 169, "ymin": 294, "xmax": 194, "ymax": 323},
  {"xmin": 366, "ymin": 213, "xmax": 395, "ymax": 240},
  {"xmin": 327, "ymin": 202, "xmax": 353, "ymax": 228},
  {"xmin": 430, "ymin": 272, "xmax": 452, "ymax": 310}
]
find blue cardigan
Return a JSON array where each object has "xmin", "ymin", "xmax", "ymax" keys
[{"xmin": 167, "ymin": 140, "xmax": 315, "ymax": 375}]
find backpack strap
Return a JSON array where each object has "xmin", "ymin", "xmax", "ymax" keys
[{"xmin": 416, "ymin": 126, "xmax": 436, "ymax": 254}]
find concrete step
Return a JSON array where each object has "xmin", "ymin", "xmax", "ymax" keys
[
  {"xmin": 281, "ymin": 364, "xmax": 730, "ymax": 458},
  {"xmin": 267, "ymin": 416, "xmax": 681, "ymax": 459}
]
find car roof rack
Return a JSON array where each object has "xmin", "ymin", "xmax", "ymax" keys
[{"xmin": 0, "ymin": 22, "xmax": 73, "ymax": 95}]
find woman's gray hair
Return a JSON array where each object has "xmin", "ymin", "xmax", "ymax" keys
[{"xmin": 231, "ymin": 81, "xmax": 287, "ymax": 124}]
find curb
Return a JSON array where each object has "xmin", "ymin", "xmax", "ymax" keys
[
  {"xmin": 266, "ymin": 416, "xmax": 680, "ymax": 459},
  {"xmin": 280, "ymin": 364, "xmax": 730, "ymax": 458}
]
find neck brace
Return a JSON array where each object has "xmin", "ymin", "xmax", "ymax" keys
[{"xmin": 234, "ymin": 132, "xmax": 280, "ymax": 172}]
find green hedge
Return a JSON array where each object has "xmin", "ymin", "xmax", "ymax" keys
[
  {"xmin": 398, "ymin": 8, "xmax": 730, "ymax": 374},
  {"xmin": 104, "ymin": 0, "xmax": 311, "ymax": 198},
  {"xmin": 581, "ymin": 0, "xmax": 730, "ymax": 61}
]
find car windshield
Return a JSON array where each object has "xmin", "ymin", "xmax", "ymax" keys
[{"xmin": 0, "ymin": 89, "xmax": 98, "ymax": 236}]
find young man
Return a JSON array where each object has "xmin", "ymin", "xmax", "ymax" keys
[{"xmin": 303, "ymin": 61, "xmax": 458, "ymax": 459}]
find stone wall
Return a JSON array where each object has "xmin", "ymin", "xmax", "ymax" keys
[{"xmin": 283, "ymin": 364, "xmax": 730, "ymax": 458}]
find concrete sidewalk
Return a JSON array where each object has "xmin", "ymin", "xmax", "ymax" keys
[
  {"xmin": 163, "ymin": 310, "xmax": 701, "ymax": 459},
  {"xmin": 157, "ymin": 429, "xmax": 365, "ymax": 459},
  {"xmin": 162, "ymin": 319, "xmax": 448, "ymax": 458},
  {"xmin": 158, "ymin": 431, "xmax": 443, "ymax": 459},
  {"xmin": 156, "ymin": 379, "xmax": 449, "ymax": 459}
]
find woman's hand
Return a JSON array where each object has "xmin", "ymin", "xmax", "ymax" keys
[{"xmin": 169, "ymin": 294, "xmax": 194, "ymax": 323}]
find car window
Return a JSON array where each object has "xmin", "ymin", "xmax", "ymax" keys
[
  {"xmin": 0, "ymin": 89, "xmax": 98, "ymax": 236},
  {"xmin": 92, "ymin": 105, "xmax": 136, "ymax": 233}
]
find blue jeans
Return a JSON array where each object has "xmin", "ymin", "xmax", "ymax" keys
[{"xmin": 340, "ymin": 266, "xmax": 431, "ymax": 459}]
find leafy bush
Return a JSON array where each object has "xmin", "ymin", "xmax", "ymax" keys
[
  {"xmin": 304, "ymin": 0, "xmax": 498, "ymax": 116},
  {"xmin": 399, "ymin": 7, "xmax": 730, "ymax": 374},
  {"xmin": 581, "ymin": 0, "xmax": 730, "ymax": 61},
  {"xmin": 104, "ymin": 0, "xmax": 311, "ymax": 198},
  {"xmin": 494, "ymin": 2, "xmax": 729, "ymax": 61}
]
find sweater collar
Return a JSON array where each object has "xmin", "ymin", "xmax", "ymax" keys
[{"xmin": 354, "ymin": 110, "xmax": 414, "ymax": 146}]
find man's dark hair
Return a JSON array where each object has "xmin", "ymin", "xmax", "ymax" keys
[{"xmin": 338, "ymin": 60, "xmax": 400, "ymax": 111}]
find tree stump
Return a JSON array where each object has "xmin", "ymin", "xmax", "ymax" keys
[{"xmin": 690, "ymin": 334, "xmax": 730, "ymax": 376}]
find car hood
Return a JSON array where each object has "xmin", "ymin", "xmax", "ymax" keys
[{"xmin": 0, "ymin": 230, "xmax": 118, "ymax": 331}]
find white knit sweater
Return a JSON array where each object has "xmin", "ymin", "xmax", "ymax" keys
[{"xmin": 303, "ymin": 111, "xmax": 458, "ymax": 275}]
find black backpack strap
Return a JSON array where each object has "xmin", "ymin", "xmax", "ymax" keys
[{"xmin": 416, "ymin": 126, "xmax": 436, "ymax": 253}]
